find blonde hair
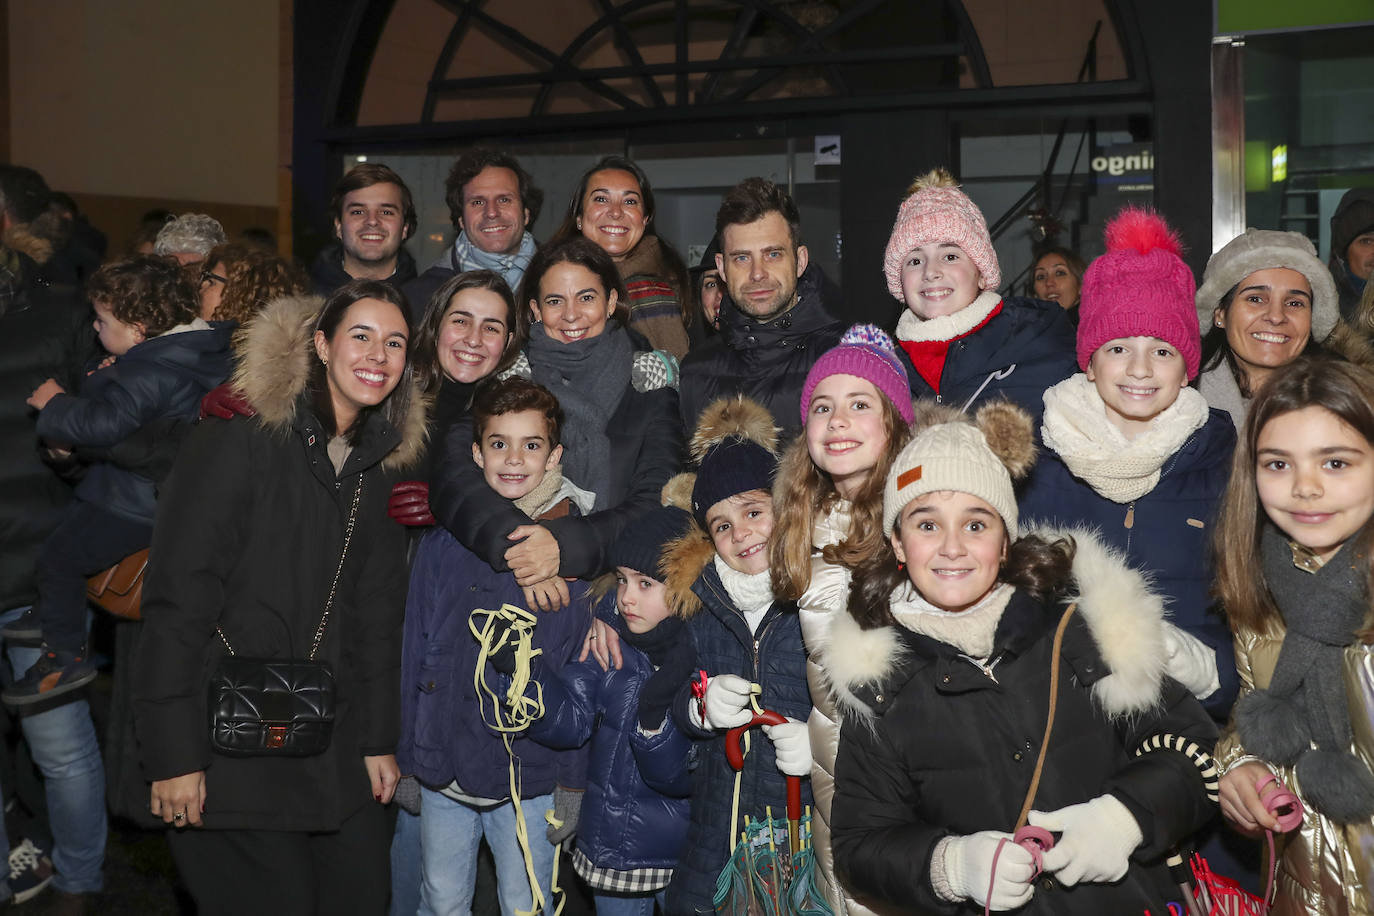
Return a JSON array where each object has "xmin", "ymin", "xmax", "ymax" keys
[{"xmin": 770, "ymin": 394, "xmax": 911, "ymax": 600}]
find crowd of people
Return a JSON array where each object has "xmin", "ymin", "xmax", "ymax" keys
[{"xmin": 1, "ymin": 149, "xmax": 1374, "ymax": 916}]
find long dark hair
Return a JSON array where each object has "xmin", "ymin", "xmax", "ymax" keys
[
  {"xmin": 410, "ymin": 270, "xmax": 523, "ymax": 394},
  {"xmin": 309, "ymin": 278, "xmax": 416, "ymax": 443},
  {"xmin": 517, "ymin": 237, "xmax": 629, "ymax": 343},
  {"xmin": 1214, "ymin": 357, "xmax": 1374, "ymax": 641}
]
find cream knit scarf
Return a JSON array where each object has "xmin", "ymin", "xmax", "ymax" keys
[
  {"xmin": 889, "ymin": 581, "xmax": 1016, "ymax": 659},
  {"xmin": 895, "ymin": 290, "xmax": 1002, "ymax": 343},
  {"xmin": 1041, "ymin": 373, "xmax": 1210, "ymax": 504}
]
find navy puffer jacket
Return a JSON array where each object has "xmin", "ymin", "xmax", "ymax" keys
[
  {"xmin": 655, "ymin": 530, "xmax": 814, "ymax": 916},
  {"xmin": 895, "ymin": 295, "xmax": 1076, "ymax": 425},
  {"xmin": 528, "ymin": 594, "xmax": 692, "ymax": 873},
  {"xmin": 1019, "ymin": 407, "xmax": 1240, "ymax": 720},
  {"xmin": 37, "ymin": 323, "xmax": 234, "ymax": 525}
]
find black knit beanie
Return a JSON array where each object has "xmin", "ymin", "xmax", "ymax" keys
[
  {"xmin": 609, "ymin": 506, "xmax": 693, "ymax": 579},
  {"xmin": 690, "ymin": 436, "xmax": 778, "ymax": 527},
  {"xmin": 1331, "ymin": 188, "xmax": 1374, "ymax": 262}
]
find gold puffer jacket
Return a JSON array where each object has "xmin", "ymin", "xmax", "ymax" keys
[
  {"xmin": 1216, "ymin": 622, "xmax": 1374, "ymax": 915},
  {"xmin": 798, "ymin": 501, "xmax": 883, "ymax": 916}
]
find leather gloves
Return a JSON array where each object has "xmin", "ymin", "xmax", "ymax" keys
[
  {"xmin": 1161, "ymin": 622, "xmax": 1221, "ymax": 699},
  {"xmin": 546, "ymin": 786, "xmax": 583, "ymax": 845},
  {"xmin": 1029, "ymin": 794, "xmax": 1143, "ymax": 886},
  {"xmin": 703, "ymin": 673, "xmax": 754, "ymax": 730},
  {"xmin": 388, "ymin": 480, "xmax": 436, "ymax": 527},
  {"xmin": 200, "ymin": 384, "xmax": 255, "ymax": 420},
  {"xmin": 937, "ymin": 831, "xmax": 1035, "ymax": 911},
  {"xmin": 762, "ymin": 718, "xmax": 812, "ymax": 777}
]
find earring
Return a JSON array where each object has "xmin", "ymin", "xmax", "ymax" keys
[
  {"xmin": 321, "ymin": 357, "xmax": 328, "ymax": 367},
  {"xmin": 896, "ymin": 561, "xmax": 905, "ymax": 572},
  {"xmin": 576, "ymin": 218, "xmax": 582, "ymax": 231}
]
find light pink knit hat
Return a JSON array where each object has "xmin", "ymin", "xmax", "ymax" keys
[{"xmin": 882, "ymin": 168, "xmax": 1001, "ymax": 302}]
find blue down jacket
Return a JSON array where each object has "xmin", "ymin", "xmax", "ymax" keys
[
  {"xmin": 37, "ymin": 322, "xmax": 233, "ymax": 525},
  {"xmin": 398, "ymin": 526, "xmax": 591, "ymax": 799},
  {"xmin": 657, "ymin": 530, "xmax": 814, "ymax": 916},
  {"xmin": 1019, "ymin": 408, "xmax": 1239, "ymax": 721},
  {"xmin": 895, "ymin": 295, "xmax": 1077, "ymax": 425},
  {"xmin": 528, "ymin": 594, "xmax": 692, "ymax": 872}
]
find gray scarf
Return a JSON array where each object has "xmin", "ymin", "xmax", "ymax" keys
[
  {"xmin": 1234, "ymin": 526, "xmax": 1374, "ymax": 822},
  {"xmin": 451, "ymin": 230, "xmax": 537, "ymax": 293},
  {"xmin": 526, "ymin": 324, "xmax": 632, "ymax": 509}
]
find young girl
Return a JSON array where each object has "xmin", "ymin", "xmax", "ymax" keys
[
  {"xmin": 1215, "ymin": 357, "xmax": 1374, "ymax": 916},
  {"xmin": 658, "ymin": 396, "xmax": 814, "ymax": 916},
  {"xmin": 771, "ymin": 323, "xmax": 914, "ymax": 915},
  {"xmin": 827, "ymin": 402, "xmax": 1218, "ymax": 915},
  {"xmin": 883, "ymin": 169, "xmax": 1077, "ymax": 420},
  {"xmin": 525, "ymin": 506, "xmax": 696, "ymax": 916},
  {"xmin": 1021, "ymin": 209, "xmax": 1239, "ymax": 721}
]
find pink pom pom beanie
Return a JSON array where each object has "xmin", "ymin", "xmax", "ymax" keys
[
  {"xmin": 1077, "ymin": 206, "xmax": 1201, "ymax": 380},
  {"xmin": 882, "ymin": 169, "xmax": 1000, "ymax": 302},
  {"xmin": 800, "ymin": 324, "xmax": 914, "ymax": 425}
]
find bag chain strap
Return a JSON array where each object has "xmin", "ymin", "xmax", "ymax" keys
[{"xmin": 216, "ymin": 477, "xmax": 364, "ymax": 660}]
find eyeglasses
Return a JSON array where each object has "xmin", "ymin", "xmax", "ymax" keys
[{"xmin": 200, "ymin": 269, "xmax": 227, "ymax": 287}]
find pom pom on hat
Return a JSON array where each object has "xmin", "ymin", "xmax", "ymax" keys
[
  {"xmin": 800, "ymin": 324, "xmax": 914, "ymax": 425},
  {"xmin": 883, "ymin": 168, "xmax": 1000, "ymax": 303},
  {"xmin": 1077, "ymin": 207, "xmax": 1201, "ymax": 379},
  {"xmin": 677, "ymin": 396, "xmax": 780, "ymax": 527}
]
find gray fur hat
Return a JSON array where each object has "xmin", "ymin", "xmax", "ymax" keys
[{"xmin": 1195, "ymin": 228, "xmax": 1338, "ymax": 342}]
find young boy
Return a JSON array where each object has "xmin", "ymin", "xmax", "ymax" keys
[
  {"xmin": 398, "ymin": 377, "xmax": 593, "ymax": 916},
  {"xmin": 523, "ymin": 506, "xmax": 697, "ymax": 916},
  {"xmin": 656, "ymin": 396, "xmax": 815, "ymax": 916},
  {"xmin": 4, "ymin": 256, "xmax": 233, "ymax": 704}
]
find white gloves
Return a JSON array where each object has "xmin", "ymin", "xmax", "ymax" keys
[
  {"xmin": 762, "ymin": 718, "xmax": 812, "ymax": 776},
  {"xmin": 1162, "ymin": 622, "xmax": 1221, "ymax": 699},
  {"xmin": 1028, "ymin": 794, "xmax": 1143, "ymax": 886},
  {"xmin": 938, "ymin": 831, "xmax": 1035, "ymax": 911},
  {"xmin": 703, "ymin": 674, "xmax": 754, "ymax": 729}
]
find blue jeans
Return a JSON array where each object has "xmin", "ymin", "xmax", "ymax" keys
[
  {"xmin": 594, "ymin": 889, "xmax": 666, "ymax": 916},
  {"xmin": 417, "ymin": 788, "xmax": 555, "ymax": 916},
  {"xmin": 2, "ymin": 606, "xmax": 105, "ymax": 893},
  {"xmin": 390, "ymin": 807, "xmax": 422, "ymax": 916}
]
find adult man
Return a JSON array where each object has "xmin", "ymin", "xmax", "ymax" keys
[
  {"xmin": 0, "ymin": 164, "xmax": 104, "ymax": 913},
  {"xmin": 1329, "ymin": 187, "xmax": 1374, "ymax": 320},
  {"xmin": 678, "ymin": 177, "xmax": 844, "ymax": 440},
  {"xmin": 403, "ymin": 148, "xmax": 542, "ymax": 312},
  {"xmin": 310, "ymin": 163, "xmax": 418, "ymax": 300}
]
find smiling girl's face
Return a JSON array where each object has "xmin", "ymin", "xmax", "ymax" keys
[
  {"xmin": 1256, "ymin": 406, "xmax": 1374, "ymax": 561},
  {"xmin": 890, "ymin": 490, "xmax": 1006, "ymax": 612}
]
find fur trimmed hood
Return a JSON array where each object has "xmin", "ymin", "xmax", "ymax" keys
[
  {"xmin": 818, "ymin": 525, "xmax": 1168, "ymax": 722},
  {"xmin": 231, "ymin": 293, "xmax": 428, "ymax": 471},
  {"xmin": 661, "ymin": 519, "xmax": 716, "ymax": 619},
  {"xmin": 2, "ymin": 225, "xmax": 52, "ymax": 265}
]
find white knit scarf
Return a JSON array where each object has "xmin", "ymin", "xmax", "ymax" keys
[
  {"xmin": 714, "ymin": 555, "xmax": 775, "ymax": 616},
  {"xmin": 888, "ymin": 581, "xmax": 1016, "ymax": 659},
  {"xmin": 895, "ymin": 290, "xmax": 1002, "ymax": 344},
  {"xmin": 1041, "ymin": 373, "xmax": 1210, "ymax": 504}
]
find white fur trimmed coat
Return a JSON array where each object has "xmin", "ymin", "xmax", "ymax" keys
[{"xmin": 820, "ymin": 528, "xmax": 1219, "ymax": 915}]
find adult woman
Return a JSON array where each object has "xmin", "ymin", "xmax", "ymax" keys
[
  {"xmin": 552, "ymin": 155, "xmax": 692, "ymax": 359},
  {"xmin": 1029, "ymin": 245, "xmax": 1086, "ymax": 313},
  {"xmin": 386, "ymin": 270, "xmax": 523, "ymax": 529},
  {"xmin": 198, "ymin": 242, "xmax": 309, "ymax": 325},
  {"xmin": 133, "ymin": 280, "xmax": 426, "ymax": 915},
  {"xmin": 431, "ymin": 237, "xmax": 682, "ymax": 604},
  {"xmin": 1196, "ymin": 228, "xmax": 1368, "ymax": 429}
]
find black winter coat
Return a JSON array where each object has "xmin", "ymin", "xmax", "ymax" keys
[
  {"xmin": 133, "ymin": 294, "xmax": 427, "ymax": 832},
  {"xmin": 1020, "ymin": 408, "xmax": 1240, "ymax": 720},
  {"xmin": 827, "ymin": 532, "xmax": 1218, "ymax": 916},
  {"xmin": 308, "ymin": 245, "xmax": 418, "ymax": 312},
  {"xmin": 660, "ymin": 530, "xmax": 814, "ymax": 916},
  {"xmin": 896, "ymin": 295, "xmax": 1077, "ymax": 425},
  {"xmin": 679, "ymin": 262, "xmax": 844, "ymax": 442},
  {"xmin": 0, "ymin": 240, "xmax": 94, "ymax": 611},
  {"xmin": 37, "ymin": 323, "xmax": 234, "ymax": 525},
  {"xmin": 431, "ymin": 332, "xmax": 683, "ymax": 579}
]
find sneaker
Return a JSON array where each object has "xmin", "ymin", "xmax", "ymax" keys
[
  {"xmin": 0, "ymin": 611, "xmax": 41, "ymax": 643},
  {"xmin": 0, "ymin": 649, "xmax": 97, "ymax": 707},
  {"xmin": 7, "ymin": 838, "xmax": 53, "ymax": 904}
]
